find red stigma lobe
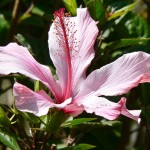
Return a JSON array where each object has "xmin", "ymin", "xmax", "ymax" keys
[{"xmin": 54, "ymin": 8, "xmax": 65, "ymax": 18}]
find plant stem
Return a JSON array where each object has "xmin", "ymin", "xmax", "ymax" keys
[{"xmin": 8, "ymin": 0, "xmax": 21, "ymax": 41}]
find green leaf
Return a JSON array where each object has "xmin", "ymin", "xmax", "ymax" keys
[
  {"xmin": 32, "ymin": 7, "xmax": 44, "ymax": 17},
  {"xmin": 22, "ymin": 112, "xmax": 40, "ymax": 124},
  {"xmin": 71, "ymin": 144, "xmax": 95, "ymax": 150},
  {"xmin": 104, "ymin": 12, "xmax": 150, "ymax": 43},
  {"xmin": 40, "ymin": 115, "xmax": 48, "ymax": 129},
  {"xmin": 125, "ymin": 13, "xmax": 150, "ymax": 38},
  {"xmin": 0, "ymin": 106, "xmax": 11, "ymax": 128},
  {"xmin": 62, "ymin": 0, "xmax": 77, "ymax": 15},
  {"xmin": 107, "ymin": 2, "xmax": 137, "ymax": 21},
  {"xmin": 103, "ymin": 38, "xmax": 150, "ymax": 52},
  {"xmin": 18, "ymin": 14, "xmax": 31, "ymax": 23},
  {"xmin": 100, "ymin": 120, "xmax": 121, "ymax": 127},
  {"xmin": 19, "ymin": 6, "xmax": 53, "ymax": 23},
  {"xmin": 0, "ymin": 132, "xmax": 20, "ymax": 150},
  {"xmin": 0, "ymin": 14, "xmax": 9, "ymax": 44},
  {"xmin": 71, "ymin": 120, "xmax": 122, "ymax": 131},
  {"xmin": 61, "ymin": 118, "xmax": 97, "ymax": 128},
  {"xmin": 15, "ymin": 34, "xmax": 32, "ymax": 50},
  {"xmin": 60, "ymin": 144, "xmax": 95, "ymax": 150},
  {"xmin": 34, "ymin": 80, "xmax": 49, "ymax": 92},
  {"xmin": 31, "ymin": 6, "xmax": 53, "ymax": 20},
  {"xmin": 83, "ymin": 0, "xmax": 105, "ymax": 26},
  {"xmin": 16, "ymin": 110, "xmax": 40, "ymax": 125},
  {"xmin": 19, "ymin": 15, "xmax": 45, "ymax": 27},
  {"xmin": 34, "ymin": 80, "xmax": 41, "ymax": 92},
  {"xmin": 47, "ymin": 111, "xmax": 66, "ymax": 133}
]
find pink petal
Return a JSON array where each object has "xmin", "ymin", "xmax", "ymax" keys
[
  {"xmin": 76, "ymin": 52, "xmax": 150, "ymax": 99},
  {"xmin": 79, "ymin": 96, "xmax": 121, "ymax": 120},
  {"xmin": 71, "ymin": 8, "xmax": 98, "ymax": 94},
  {"xmin": 48, "ymin": 8, "xmax": 98, "ymax": 97},
  {"xmin": 0, "ymin": 43, "xmax": 61, "ymax": 100},
  {"xmin": 63, "ymin": 103, "xmax": 84, "ymax": 117},
  {"xmin": 119, "ymin": 97, "xmax": 141, "ymax": 122},
  {"xmin": 53, "ymin": 97, "xmax": 72, "ymax": 108},
  {"xmin": 79, "ymin": 96, "xmax": 141, "ymax": 121},
  {"xmin": 14, "ymin": 82, "xmax": 55, "ymax": 116},
  {"xmin": 14, "ymin": 82, "xmax": 72, "ymax": 116}
]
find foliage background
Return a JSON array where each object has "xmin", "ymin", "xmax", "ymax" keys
[{"xmin": 0, "ymin": 0, "xmax": 150, "ymax": 150}]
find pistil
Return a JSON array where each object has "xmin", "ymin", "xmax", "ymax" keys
[{"xmin": 54, "ymin": 8, "xmax": 72, "ymax": 101}]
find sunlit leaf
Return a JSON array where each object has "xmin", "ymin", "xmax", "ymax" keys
[
  {"xmin": 103, "ymin": 38, "xmax": 150, "ymax": 52},
  {"xmin": 101, "ymin": 120, "xmax": 121, "ymax": 126},
  {"xmin": 18, "ymin": 14, "xmax": 31, "ymax": 23},
  {"xmin": 32, "ymin": 7, "xmax": 44, "ymax": 17},
  {"xmin": 0, "ymin": 106, "xmax": 11, "ymax": 128},
  {"xmin": 0, "ymin": 132, "xmax": 20, "ymax": 150},
  {"xmin": 59, "ymin": 144, "xmax": 95, "ymax": 150},
  {"xmin": 104, "ymin": 12, "xmax": 150, "ymax": 42},
  {"xmin": 62, "ymin": 0, "xmax": 77, "ymax": 15},
  {"xmin": 71, "ymin": 144, "xmax": 95, "ymax": 150},
  {"xmin": 15, "ymin": 34, "xmax": 31, "ymax": 50},
  {"xmin": 107, "ymin": 2, "xmax": 137, "ymax": 21},
  {"xmin": 125, "ymin": 13, "xmax": 150, "ymax": 38},
  {"xmin": 61, "ymin": 118, "xmax": 97, "ymax": 128},
  {"xmin": 34, "ymin": 80, "xmax": 49, "ymax": 93}
]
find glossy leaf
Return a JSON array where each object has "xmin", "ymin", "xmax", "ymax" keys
[
  {"xmin": 104, "ymin": 12, "xmax": 150, "ymax": 43},
  {"xmin": 71, "ymin": 144, "xmax": 95, "ymax": 150},
  {"xmin": 83, "ymin": 0, "xmax": 105, "ymax": 26},
  {"xmin": 126, "ymin": 13, "xmax": 150, "ymax": 38},
  {"xmin": 0, "ymin": 106, "xmax": 11, "ymax": 128},
  {"xmin": 22, "ymin": 112, "xmax": 40, "ymax": 124},
  {"xmin": 47, "ymin": 111, "xmax": 65, "ymax": 133},
  {"xmin": 62, "ymin": 0, "xmax": 77, "ymax": 15},
  {"xmin": 61, "ymin": 118, "xmax": 97, "ymax": 128},
  {"xmin": 100, "ymin": 120, "xmax": 121, "ymax": 127},
  {"xmin": 103, "ymin": 38, "xmax": 150, "ymax": 52},
  {"xmin": 32, "ymin": 6, "xmax": 53, "ymax": 21},
  {"xmin": 107, "ymin": 2, "xmax": 137, "ymax": 21},
  {"xmin": 60, "ymin": 144, "xmax": 95, "ymax": 150},
  {"xmin": 69, "ymin": 120, "xmax": 122, "ymax": 131},
  {"xmin": 0, "ymin": 132, "xmax": 20, "ymax": 150}
]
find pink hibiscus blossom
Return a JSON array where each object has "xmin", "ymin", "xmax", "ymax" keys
[{"xmin": 0, "ymin": 8, "xmax": 150, "ymax": 122}]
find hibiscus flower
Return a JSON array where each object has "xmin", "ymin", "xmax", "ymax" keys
[{"xmin": 0, "ymin": 8, "xmax": 150, "ymax": 122}]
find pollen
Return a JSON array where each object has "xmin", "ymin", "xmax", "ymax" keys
[
  {"xmin": 53, "ymin": 8, "xmax": 79, "ymax": 60},
  {"xmin": 53, "ymin": 8, "xmax": 79, "ymax": 99}
]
